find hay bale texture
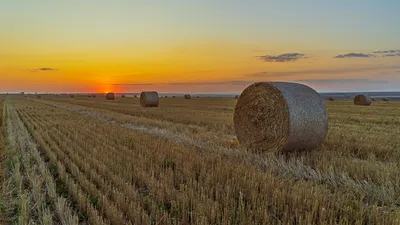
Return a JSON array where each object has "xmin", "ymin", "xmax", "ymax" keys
[
  {"xmin": 140, "ymin": 91, "xmax": 159, "ymax": 107},
  {"xmin": 234, "ymin": 82, "xmax": 328, "ymax": 152},
  {"xmin": 106, "ymin": 92, "xmax": 115, "ymax": 100},
  {"xmin": 184, "ymin": 94, "xmax": 191, "ymax": 99},
  {"xmin": 354, "ymin": 94, "xmax": 372, "ymax": 105}
]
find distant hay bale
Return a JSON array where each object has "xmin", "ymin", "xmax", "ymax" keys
[
  {"xmin": 106, "ymin": 92, "xmax": 115, "ymax": 100},
  {"xmin": 140, "ymin": 91, "xmax": 159, "ymax": 107},
  {"xmin": 70, "ymin": 95, "xmax": 75, "ymax": 98},
  {"xmin": 173, "ymin": 96, "xmax": 176, "ymax": 98},
  {"xmin": 328, "ymin": 97, "xmax": 335, "ymax": 101},
  {"xmin": 184, "ymin": 94, "xmax": 191, "ymax": 99},
  {"xmin": 37, "ymin": 95, "xmax": 41, "ymax": 99},
  {"xmin": 197, "ymin": 96, "xmax": 200, "ymax": 98},
  {"xmin": 233, "ymin": 82, "xmax": 328, "ymax": 153},
  {"xmin": 371, "ymin": 98, "xmax": 376, "ymax": 101},
  {"xmin": 121, "ymin": 94, "xmax": 126, "ymax": 98},
  {"xmin": 354, "ymin": 94, "xmax": 372, "ymax": 106},
  {"xmin": 165, "ymin": 96, "xmax": 168, "ymax": 98},
  {"xmin": 383, "ymin": 98, "xmax": 389, "ymax": 101},
  {"xmin": 92, "ymin": 94, "xmax": 96, "ymax": 98},
  {"xmin": 134, "ymin": 95, "xmax": 137, "ymax": 98},
  {"xmin": 235, "ymin": 95, "xmax": 239, "ymax": 99}
]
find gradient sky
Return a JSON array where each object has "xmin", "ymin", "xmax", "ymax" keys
[{"xmin": 1, "ymin": 0, "xmax": 400, "ymax": 93}]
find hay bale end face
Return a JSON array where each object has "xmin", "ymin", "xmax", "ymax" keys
[
  {"xmin": 140, "ymin": 91, "xmax": 159, "ymax": 107},
  {"xmin": 184, "ymin": 94, "xmax": 191, "ymax": 99},
  {"xmin": 354, "ymin": 94, "xmax": 372, "ymax": 105},
  {"xmin": 234, "ymin": 82, "xmax": 328, "ymax": 152},
  {"xmin": 106, "ymin": 92, "xmax": 115, "ymax": 100}
]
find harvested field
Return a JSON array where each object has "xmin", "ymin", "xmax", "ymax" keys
[{"xmin": 1, "ymin": 97, "xmax": 400, "ymax": 224}]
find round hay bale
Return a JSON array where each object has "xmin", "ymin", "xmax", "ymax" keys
[
  {"xmin": 70, "ymin": 95, "xmax": 75, "ymax": 98},
  {"xmin": 197, "ymin": 96, "xmax": 200, "ymax": 98},
  {"xmin": 184, "ymin": 94, "xmax": 191, "ymax": 99},
  {"xmin": 173, "ymin": 96, "xmax": 176, "ymax": 98},
  {"xmin": 121, "ymin": 94, "xmax": 126, "ymax": 98},
  {"xmin": 328, "ymin": 97, "xmax": 334, "ymax": 101},
  {"xmin": 354, "ymin": 94, "xmax": 372, "ymax": 105},
  {"xmin": 235, "ymin": 95, "xmax": 239, "ymax": 99},
  {"xmin": 165, "ymin": 96, "xmax": 168, "ymax": 98},
  {"xmin": 133, "ymin": 95, "xmax": 137, "ymax": 98},
  {"xmin": 92, "ymin": 94, "xmax": 96, "ymax": 98},
  {"xmin": 106, "ymin": 92, "xmax": 115, "ymax": 100},
  {"xmin": 140, "ymin": 91, "xmax": 159, "ymax": 107},
  {"xmin": 371, "ymin": 98, "xmax": 376, "ymax": 101},
  {"xmin": 37, "ymin": 95, "xmax": 41, "ymax": 99},
  {"xmin": 234, "ymin": 82, "xmax": 328, "ymax": 152},
  {"xmin": 383, "ymin": 98, "xmax": 389, "ymax": 102}
]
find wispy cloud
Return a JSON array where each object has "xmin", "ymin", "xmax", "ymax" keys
[
  {"xmin": 333, "ymin": 53, "xmax": 374, "ymax": 58},
  {"xmin": 296, "ymin": 78, "xmax": 389, "ymax": 84},
  {"xmin": 247, "ymin": 65, "xmax": 394, "ymax": 77},
  {"xmin": 257, "ymin": 53, "xmax": 306, "ymax": 62},
  {"xmin": 111, "ymin": 81, "xmax": 254, "ymax": 86},
  {"xmin": 29, "ymin": 67, "xmax": 59, "ymax": 72}
]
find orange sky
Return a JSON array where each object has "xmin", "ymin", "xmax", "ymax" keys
[{"xmin": 1, "ymin": 1, "xmax": 400, "ymax": 93}]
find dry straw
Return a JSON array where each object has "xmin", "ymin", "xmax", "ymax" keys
[
  {"xmin": 140, "ymin": 91, "xmax": 159, "ymax": 107},
  {"xmin": 234, "ymin": 82, "xmax": 328, "ymax": 152},
  {"xmin": 105, "ymin": 93, "xmax": 115, "ymax": 100},
  {"xmin": 353, "ymin": 94, "xmax": 372, "ymax": 105},
  {"xmin": 184, "ymin": 94, "xmax": 191, "ymax": 99}
]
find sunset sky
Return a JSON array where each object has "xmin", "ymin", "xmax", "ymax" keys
[{"xmin": 1, "ymin": 0, "xmax": 400, "ymax": 93}]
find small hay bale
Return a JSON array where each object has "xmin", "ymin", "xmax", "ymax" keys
[
  {"xmin": 165, "ymin": 96, "xmax": 168, "ymax": 98},
  {"xmin": 37, "ymin": 95, "xmax": 41, "ymax": 99},
  {"xmin": 184, "ymin": 94, "xmax": 191, "ymax": 99},
  {"xmin": 383, "ymin": 98, "xmax": 389, "ymax": 102},
  {"xmin": 235, "ymin": 95, "xmax": 239, "ymax": 99},
  {"xmin": 197, "ymin": 96, "xmax": 200, "ymax": 98},
  {"xmin": 92, "ymin": 94, "xmax": 96, "ymax": 98},
  {"xmin": 173, "ymin": 96, "xmax": 176, "ymax": 98},
  {"xmin": 328, "ymin": 97, "xmax": 334, "ymax": 101},
  {"xmin": 371, "ymin": 98, "xmax": 376, "ymax": 101},
  {"xmin": 140, "ymin": 91, "xmax": 159, "ymax": 107},
  {"xmin": 106, "ymin": 92, "xmax": 115, "ymax": 100},
  {"xmin": 70, "ymin": 95, "xmax": 75, "ymax": 98},
  {"xmin": 121, "ymin": 94, "xmax": 126, "ymax": 98},
  {"xmin": 233, "ymin": 82, "xmax": 328, "ymax": 152},
  {"xmin": 354, "ymin": 94, "xmax": 372, "ymax": 105}
]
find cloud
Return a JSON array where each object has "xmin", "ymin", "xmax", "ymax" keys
[
  {"xmin": 296, "ymin": 78, "xmax": 389, "ymax": 84},
  {"xmin": 30, "ymin": 67, "xmax": 59, "ymax": 72},
  {"xmin": 333, "ymin": 53, "xmax": 374, "ymax": 58},
  {"xmin": 257, "ymin": 53, "xmax": 306, "ymax": 62},
  {"xmin": 247, "ymin": 65, "xmax": 395, "ymax": 77},
  {"xmin": 112, "ymin": 81, "xmax": 254, "ymax": 86},
  {"xmin": 373, "ymin": 50, "xmax": 400, "ymax": 54}
]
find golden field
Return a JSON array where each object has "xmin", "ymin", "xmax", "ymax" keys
[{"xmin": 0, "ymin": 96, "xmax": 400, "ymax": 225}]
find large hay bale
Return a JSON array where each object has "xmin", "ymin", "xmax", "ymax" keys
[
  {"xmin": 234, "ymin": 82, "xmax": 328, "ymax": 152},
  {"xmin": 354, "ymin": 94, "xmax": 372, "ymax": 105},
  {"xmin": 140, "ymin": 91, "xmax": 159, "ymax": 107},
  {"xmin": 184, "ymin": 94, "xmax": 191, "ymax": 99},
  {"xmin": 383, "ymin": 98, "xmax": 389, "ymax": 102},
  {"xmin": 106, "ymin": 92, "xmax": 115, "ymax": 100}
]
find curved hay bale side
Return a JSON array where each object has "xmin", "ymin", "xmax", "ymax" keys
[
  {"xmin": 106, "ymin": 93, "xmax": 115, "ymax": 100},
  {"xmin": 354, "ymin": 94, "xmax": 372, "ymax": 105},
  {"xmin": 184, "ymin": 94, "xmax": 191, "ymax": 99},
  {"xmin": 234, "ymin": 82, "xmax": 328, "ymax": 152},
  {"xmin": 140, "ymin": 91, "xmax": 159, "ymax": 107}
]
